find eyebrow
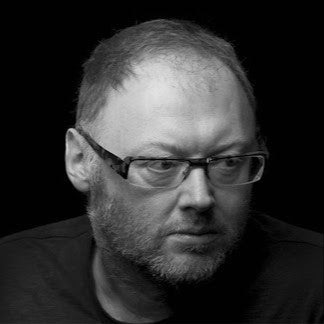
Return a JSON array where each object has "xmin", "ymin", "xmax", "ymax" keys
[
  {"xmin": 209, "ymin": 140, "xmax": 256, "ymax": 156},
  {"xmin": 134, "ymin": 140, "xmax": 256, "ymax": 157}
]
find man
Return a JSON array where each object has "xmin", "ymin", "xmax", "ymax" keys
[{"xmin": 0, "ymin": 19, "xmax": 323, "ymax": 323}]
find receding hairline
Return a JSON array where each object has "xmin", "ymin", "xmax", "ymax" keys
[
  {"xmin": 134, "ymin": 50, "xmax": 233, "ymax": 77},
  {"xmin": 84, "ymin": 52, "xmax": 249, "ymax": 131},
  {"xmin": 76, "ymin": 19, "xmax": 256, "ymax": 129}
]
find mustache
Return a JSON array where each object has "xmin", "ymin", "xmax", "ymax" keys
[
  {"xmin": 159, "ymin": 210, "xmax": 229, "ymax": 237},
  {"xmin": 161, "ymin": 223, "xmax": 227, "ymax": 237}
]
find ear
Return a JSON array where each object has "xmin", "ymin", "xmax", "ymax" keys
[{"xmin": 65, "ymin": 128, "xmax": 91, "ymax": 192}]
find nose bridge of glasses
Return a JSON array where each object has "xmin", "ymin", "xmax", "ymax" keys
[
  {"xmin": 187, "ymin": 157, "xmax": 210, "ymax": 167},
  {"xmin": 183, "ymin": 158, "xmax": 209, "ymax": 179}
]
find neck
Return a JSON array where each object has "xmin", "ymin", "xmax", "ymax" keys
[{"xmin": 92, "ymin": 247, "xmax": 173, "ymax": 323}]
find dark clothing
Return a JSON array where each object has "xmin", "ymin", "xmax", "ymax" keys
[{"xmin": 0, "ymin": 214, "xmax": 323, "ymax": 323}]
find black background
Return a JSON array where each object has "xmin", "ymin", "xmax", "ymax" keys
[{"xmin": 2, "ymin": 5, "xmax": 323, "ymax": 237}]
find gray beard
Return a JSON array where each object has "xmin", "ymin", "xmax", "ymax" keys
[{"xmin": 87, "ymin": 177, "xmax": 249, "ymax": 285}]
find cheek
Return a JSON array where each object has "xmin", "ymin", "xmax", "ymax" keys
[
  {"xmin": 108, "ymin": 190, "xmax": 177, "ymax": 254},
  {"xmin": 214, "ymin": 186, "xmax": 252, "ymax": 218},
  {"xmin": 98, "ymin": 167, "xmax": 177, "ymax": 237},
  {"xmin": 129, "ymin": 189, "xmax": 177, "ymax": 224}
]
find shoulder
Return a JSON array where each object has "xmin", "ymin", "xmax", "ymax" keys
[
  {"xmin": 0, "ymin": 215, "xmax": 93, "ymax": 273},
  {"xmin": 0, "ymin": 215, "xmax": 92, "ymax": 245},
  {"xmin": 0, "ymin": 216, "xmax": 96, "ymax": 322},
  {"xmin": 251, "ymin": 213, "xmax": 323, "ymax": 276},
  {"xmin": 0, "ymin": 216, "xmax": 93, "ymax": 279},
  {"xmin": 0, "ymin": 216, "xmax": 93, "ymax": 274},
  {"xmin": 252, "ymin": 212, "xmax": 323, "ymax": 248},
  {"xmin": 246, "ymin": 213, "xmax": 323, "ymax": 322}
]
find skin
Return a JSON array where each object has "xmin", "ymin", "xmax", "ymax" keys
[{"xmin": 65, "ymin": 57, "xmax": 256, "ymax": 323}]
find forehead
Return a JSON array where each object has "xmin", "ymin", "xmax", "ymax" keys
[{"xmin": 94, "ymin": 58, "xmax": 255, "ymax": 157}]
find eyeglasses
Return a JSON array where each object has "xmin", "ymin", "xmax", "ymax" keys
[{"xmin": 76, "ymin": 127, "xmax": 268, "ymax": 189}]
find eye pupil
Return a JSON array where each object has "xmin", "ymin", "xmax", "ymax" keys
[
  {"xmin": 161, "ymin": 161, "xmax": 172, "ymax": 169},
  {"xmin": 226, "ymin": 158, "xmax": 239, "ymax": 167}
]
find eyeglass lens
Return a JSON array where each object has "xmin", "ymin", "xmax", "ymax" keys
[{"xmin": 127, "ymin": 156, "xmax": 265, "ymax": 188}]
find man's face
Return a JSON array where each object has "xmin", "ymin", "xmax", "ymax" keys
[{"xmin": 88, "ymin": 58, "xmax": 256, "ymax": 284}]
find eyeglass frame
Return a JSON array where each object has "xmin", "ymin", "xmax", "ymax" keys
[{"xmin": 76, "ymin": 126, "xmax": 269, "ymax": 186}]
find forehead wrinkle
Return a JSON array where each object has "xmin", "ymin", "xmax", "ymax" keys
[
  {"xmin": 128, "ymin": 141, "xmax": 189, "ymax": 157},
  {"xmin": 129, "ymin": 137, "xmax": 256, "ymax": 158}
]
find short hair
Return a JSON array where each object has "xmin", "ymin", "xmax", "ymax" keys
[{"xmin": 76, "ymin": 19, "xmax": 256, "ymax": 128}]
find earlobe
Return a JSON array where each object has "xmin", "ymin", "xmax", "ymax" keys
[{"xmin": 65, "ymin": 128, "xmax": 90, "ymax": 192}]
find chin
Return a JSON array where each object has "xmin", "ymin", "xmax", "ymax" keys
[
  {"xmin": 146, "ymin": 229, "xmax": 245, "ymax": 285},
  {"xmin": 147, "ymin": 249, "xmax": 227, "ymax": 285}
]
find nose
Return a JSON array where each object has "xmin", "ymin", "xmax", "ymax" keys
[{"xmin": 177, "ymin": 167, "xmax": 215, "ymax": 212}]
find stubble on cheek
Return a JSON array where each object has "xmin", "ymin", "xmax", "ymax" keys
[{"xmin": 87, "ymin": 177, "xmax": 164, "ymax": 264}]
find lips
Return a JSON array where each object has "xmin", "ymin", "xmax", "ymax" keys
[{"xmin": 164, "ymin": 226, "xmax": 222, "ymax": 246}]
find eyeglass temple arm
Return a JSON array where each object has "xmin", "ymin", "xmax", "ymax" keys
[{"xmin": 75, "ymin": 127, "xmax": 129, "ymax": 177}]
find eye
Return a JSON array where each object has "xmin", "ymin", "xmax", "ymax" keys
[
  {"xmin": 211, "ymin": 157, "xmax": 245, "ymax": 171},
  {"xmin": 224, "ymin": 157, "xmax": 243, "ymax": 168},
  {"xmin": 146, "ymin": 160, "xmax": 178, "ymax": 172}
]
